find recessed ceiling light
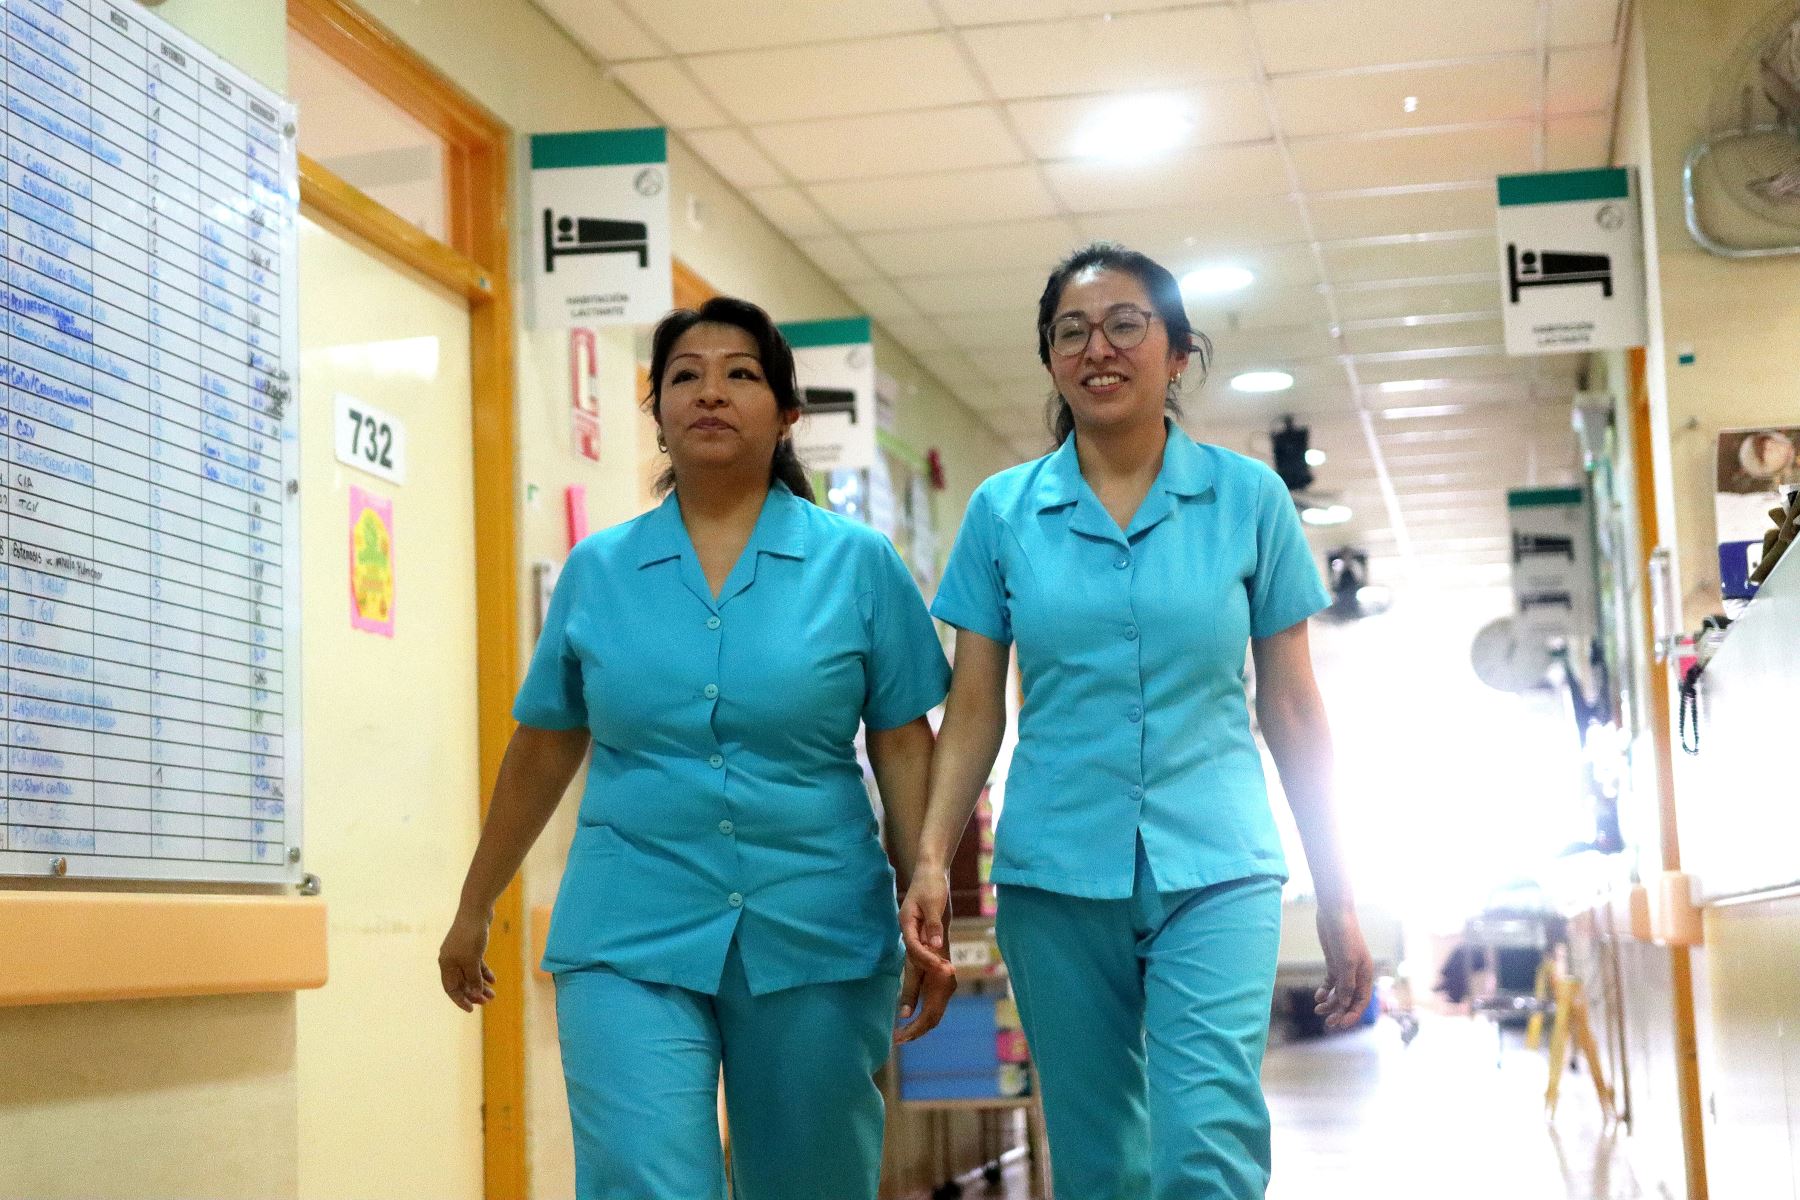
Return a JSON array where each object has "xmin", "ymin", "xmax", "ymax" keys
[
  {"xmin": 1375, "ymin": 378, "xmax": 1438, "ymax": 393},
  {"xmin": 1181, "ymin": 264, "xmax": 1255, "ymax": 295},
  {"xmin": 1072, "ymin": 95, "xmax": 1193, "ymax": 161},
  {"xmin": 1403, "ymin": 95, "xmax": 1420, "ymax": 113},
  {"xmin": 1230, "ymin": 370, "xmax": 1294, "ymax": 393},
  {"xmin": 1301, "ymin": 503, "xmax": 1354, "ymax": 526},
  {"xmin": 1305, "ymin": 448, "xmax": 1327, "ymax": 466}
]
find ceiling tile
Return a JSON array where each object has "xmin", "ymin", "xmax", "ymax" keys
[
  {"xmin": 612, "ymin": 60, "xmax": 730, "ymax": 129},
  {"xmin": 744, "ymin": 185, "xmax": 834, "ymax": 238},
  {"xmin": 692, "ymin": 34, "xmax": 984, "ymax": 124},
  {"xmin": 795, "ymin": 235, "xmax": 883, "ymax": 283},
  {"xmin": 625, "ymin": 0, "xmax": 937, "ymax": 54},
  {"xmin": 941, "ymin": 0, "xmax": 1207, "ymax": 25},
  {"xmin": 1271, "ymin": 57, "xmax": 1539, "ymax": 138},
  {"xmin": 963, "ymin": 7, "xmax": 1255, "ymax": 99},
  {"xmin": 1210, "ymin": 322, "xmax": 1340, "ymax": 363},
  {"xmin": 1544, "ymin": 114, "xmax": 1614, "ymax": 170},
  {"xmin": 683, "ymin": 128, "xmax": 785, "ymax": 189},
  {"xmin": 1046, "ymin": 142, "xmax": 1288, "ymax": 211},
  {"xmin": 1353, "ymin": 352, "xmax": 1525, "ymax": 384},
  {"xmin": 809, "ymin": 166, "xmax": 1059, "ymax": 232},
  {"xmin": 1074, "ymin": 198, "xmax": 1310, "ymax": 252},
  {"xmin": 1341, "ymin": 317, "xmax": 1506, "ymax": 356},
  {"xmin": 752, "ymin": 106, "xmax": 1023, "ymax": 183},
  {"xmin": 1290, "ymin": 125, "xmax": 1537, "ymax": 191},
  {"xmin": 940, "ymin": 307, "xmax": 1047, "ymax": 354},
  {"xmin": 1306, "ymin": 186, "xmax": 1494, "ymax": 240},
  {"xmin": 898, "ymin": 270, "xmax": 1051, "ymax": 317},
  {"xmin": 1323, "ymin": 234, "xmax": 1500, "ymax": 284},
  {"xmin": 858, "ymin": 218, "xmax": 1083, "ymax": 278},
  {"xmin": 877, "ymin": 316, "xmax": 955, "ymax": 356},
  {"xmin": 1550, "ymin": 0, "xmax": 1622, "ymax": 47},
  {"xmin": 1331, "ymin": 280, "xmax": 1503, "ymax": 320},
  {"xmin": 1187, "ymin": 285, "xmax": 1333, "ymax": 333},
  {"xmin": 533, "ymin": 0, "xmax": 662, "ymax": 61},
  {"xmin": 1249, "ymin": 0, "xmax": 1540, "ymax": 74},
  {"xmin": 842, "ymin": 278, "xmax": 924, "ymax": 324},
  {"xmin": 1007, "ymin": 81, "xmax": 1272, "ymax": 160},
  {"xmin": 1176, "ymin": 241, "xmax": 1323, "ymax": 291},
  {"xmin": 1547, "ymin": 46, "xmax": 1620, "ymax": 115}
]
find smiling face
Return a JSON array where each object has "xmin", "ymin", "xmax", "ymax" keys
[
  {"xmin": 1046, "ymin": 266, "xmax": 1188, "ymax": 437},
  {"xmin": 656, "ymin": 322, "xmax": 795, "ymax": 480}
]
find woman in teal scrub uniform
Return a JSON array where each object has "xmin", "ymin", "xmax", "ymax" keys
[
  {"xmin": 439, "ymin": 296, "xmax": 957, "ymax": 1200},
  {"xmin": 903, "ymin": 244, "xmax": 1373, "ymax": 1200}
]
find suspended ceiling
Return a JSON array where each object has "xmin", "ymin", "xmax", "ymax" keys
[{"xmin": 531, "ymin": 0, "xmax": 1627, "ymax": 596}]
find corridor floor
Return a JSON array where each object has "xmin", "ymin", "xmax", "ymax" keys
[{"xmin": 992, "ymin": 1015, "xmax": 1643, "ymax": 1199}]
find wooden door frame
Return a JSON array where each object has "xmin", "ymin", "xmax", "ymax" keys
[{"xmin": 286, "ymin": 2, "xmax": 525, "ymax": 1196}]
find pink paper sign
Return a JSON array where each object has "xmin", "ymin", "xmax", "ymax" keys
[{"xmin": 349, "ymin": 486, "xmax": 395, "ymax": 638}]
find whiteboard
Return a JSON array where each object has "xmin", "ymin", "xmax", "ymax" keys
[{"xmin": 0, "ymin": 0, "xmax": 302, "ymax": 883}]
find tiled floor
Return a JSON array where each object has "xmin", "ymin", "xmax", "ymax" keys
[{"xmin": 985, "ymin": 1015, "xmax": 1641, "ymax": 1199}]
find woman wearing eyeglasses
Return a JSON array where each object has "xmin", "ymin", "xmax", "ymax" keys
[{"xmin": 900, "ymin": 243, "xmax": 1372, "ymax": 1199}]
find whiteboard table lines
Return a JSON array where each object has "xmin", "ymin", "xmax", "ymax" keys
[{"xmin": 0, "ymin": 0, "xmax": 303, "ymax": 884}]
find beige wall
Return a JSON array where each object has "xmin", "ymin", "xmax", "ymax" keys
[
  {"xmin": 0, "ymin": 8, "xmax": 300, "ymax": 1199},
  {"xmin": 0, "ymin": 1, "xmax": 1018, "ymax": 1197},
  {"xmin": 1632, "ymin": 0, "xmax": 1800, "ymax": 630},
  {"xmin": 1606, "ymin": 3, "xmax": 1800, "ymax": 1198}
]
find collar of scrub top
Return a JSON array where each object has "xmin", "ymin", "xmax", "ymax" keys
[
  {"xmin": 1033, "ymin": 419, "xmax": 1217, "ymax": 545},
  {"xmin": 630, "ymin": 481, "xmax": 809, "ymax": 609}
]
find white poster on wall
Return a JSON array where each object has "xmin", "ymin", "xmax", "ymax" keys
[
  {"xmin": 1496, "ymin": 167, "xmax": 1647, "ymax": 356},
  {"xmin": 780, "ymin": 317, "xmax": 877, "ymax": 472},
  {"xmin": 530, "ymin": 128, "xmax": 672, "ymax": 329}
]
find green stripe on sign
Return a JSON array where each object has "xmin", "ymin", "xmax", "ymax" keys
[
  {"xmin": 1507, "ymin": 487, "xmax": 1585, "ymax": 509},
  {"xmin": 1497, "ymin": 167, "xmax": 1630, "ymax": 207},
  {"xmin": 780, "ymin": 316, "xmax": 871, "ymax": 349},
  {"xmin": 531, "ymin": 127, "xmax": 666, "ymax": 169}
]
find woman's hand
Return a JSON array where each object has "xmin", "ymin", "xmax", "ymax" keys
[
  {"xmin": 438, "ymin": 908, "xmax": 497, "ymax": 1012},
  {"xmin": 1314, "ymin": 906, "xmax": 1374, "ymax": 1032},
  {"xmin": 894, "ymin": 952, "xmax": 958, "ymax": 1045},
  {"xmin": 899, "ymin": 869, "xmax": 951, "ymax": 965},
  {"xmin": 894, "ymin": 870, "xmax": 956, "ymax": 1044}
]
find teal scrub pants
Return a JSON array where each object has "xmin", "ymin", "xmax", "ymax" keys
[
  {"xmin": 996, "ymin": 842, "xmax": 1284, "ymax": 1200},
  {"xmin": 553, "ymin": 940, "xmax": 901, "ymax": 1200}
]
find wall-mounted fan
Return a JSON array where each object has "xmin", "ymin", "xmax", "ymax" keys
[{"xmin": 1685, "ymin": 2, "xmax": 1800, "ymax": 257}]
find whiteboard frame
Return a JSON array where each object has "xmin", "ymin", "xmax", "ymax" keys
[{"xmin": 0, "ymin": 0, "xmax": 305, "ymax": 885}]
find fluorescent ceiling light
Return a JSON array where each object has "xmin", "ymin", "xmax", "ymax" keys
[
  {"xmin": 1375, "ymin": 378, "xmax": 1440, "ymax": 393},
  {"xmin": 1380, "ymin": 403, "xmax": 1471, "ymax": 420},
  {"xmin": 1230, "ymin": 370, "xmax": 1294, "ymax": 393},
  {"xmin": 1181, "ymin": 264, "xmax": 1254, "ymax": 295},
  {"xmin": 1301, "ymin": 504, "xmax": 1353, "ymax": 526},
  {"xmin": 1071, "ymin": 95, "xmax": 1193, "ymax": 161},
  {"xmin": 1305, "ymin": 448, "xmax": 1327, "ymax": 466}
]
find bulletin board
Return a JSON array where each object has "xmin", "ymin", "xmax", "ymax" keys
[{"xmin": 0, "ymin": 0, "xmax": 303, "ymax": 883}]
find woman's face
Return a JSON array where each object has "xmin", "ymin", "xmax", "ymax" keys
[
  {"xmin": 1046, "ymin": 266, "xmax": 1187, "ymax": 435},
  {"xmin": 658, "ymin": 322, "xmax": 794, "ymax": 480}
]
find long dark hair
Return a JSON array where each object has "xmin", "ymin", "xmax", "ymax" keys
[
  {"xmin": 645, "ymin": 296, "xmax": 815, "ymax": 502},
  {"xmin": 1035, "ymin": 242, "xmax": 1214, "ymax": 445}
]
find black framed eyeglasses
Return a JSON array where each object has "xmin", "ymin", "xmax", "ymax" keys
[{"xmin": 1045, "ymin": 306, "xmax": 1159, "ymax": 357}]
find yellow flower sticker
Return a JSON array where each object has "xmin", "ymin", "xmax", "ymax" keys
[{"xmin": 349, "ymin": 487, "xmax": 395, "ymax": 637}]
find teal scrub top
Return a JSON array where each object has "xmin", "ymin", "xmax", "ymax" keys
[
  {"xmin": 516, "ymin": 483, "xmax": 950, "ymax": 995},
  {"xmin": 932, "ymin": 424, "xmax": 1330, "ymax": 900}
]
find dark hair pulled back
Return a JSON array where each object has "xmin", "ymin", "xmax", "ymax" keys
[
  {"xmin": 1035, "ymin": 242, "xmax": 1214, "ymax": 445},
  {"xmin": 646, "ymin": 296, "xmax": 815, "ymax": 502}
]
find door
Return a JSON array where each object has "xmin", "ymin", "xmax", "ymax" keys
[{"xmin": 293, "ymin": 214, "xmax": 483, "ymax": 1200}]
